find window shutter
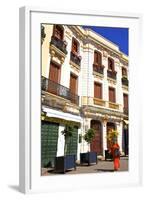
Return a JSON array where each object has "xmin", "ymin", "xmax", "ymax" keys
[
  {"xmin": 109, "ymin": 87, "xmax": 116, "ymax": 102},
  {"xmin": 70, "ymin": 73, "xmax": 78, "ymax": 95},
  {"xmin": 94, "ymin": 51, "xmax": 102, "ymax": 65},
  {"xmin": 49, "ymin": 62, "xmax": 60, "ymax": 83},
  {"xmin": 123, "ymin": 94, "xmax": 128, "ymax": 109},
  {"xmin": 108, "ymin": 57, "xmax": 114, "ymax": 71},
  {"xmin": 94, "ymin": 82, "xmax": 102, "ymax": 99}
]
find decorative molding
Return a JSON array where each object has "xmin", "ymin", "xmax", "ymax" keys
[
  {"xmin": 122, "ymin": 85, "xmax": 129, "ymax": 91},
  {"xmin": 81, "ymin": 105, "xmax": 125, "ymax": 120},
  {"xmin": 50, "ymin": 45, "xmax": 66, "ymax": 64},
  {"xmin": 93, "ymin": 71, "xmax": 104, "ymax": 80},
  {"xmin": 42, "ymin": 91, "xmax": 80, "ymax": 116},
  {"xmin": 107, "ymin": 77, "xmax": 117, "ymax": 85},
  {"xmin": 70, "ymin": 60, "xmax": 80, "ymax": 72}
]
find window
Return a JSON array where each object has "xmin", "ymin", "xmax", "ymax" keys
[
  {"xmin": 70, "ymin": 73, "xmax": 78, "ymax": 95},
  {"xmin": 109, "ymin": 87, "xmax": 116, "ymax": 103},
  {"xmin": 72, "ymin": 38, "xmax": 79, "ymax": 53},
  {"xmin": 122, "ymin": 67, "xmax": 127, "ymax": 77},
  {"xmin": 123, "ymin": 94, "xmax": 128, "ymax": 110},
  {"xmin": 53, "ymin": 25, "xmax": 64, "ymax": 40},
  {"xmin": 94, "ymin": 82, "xmax": 102, "ymax": 99},
  {"xmin": 108, "ymin": 57, "xmax": 114, "ymax": 71},
  {"xmin": 94, "ymin": 51, "xmax": 102, "ymax": 66},
  {"xmin": 49, "ymin": 62, "xmax": 61, "ymax": 83}
]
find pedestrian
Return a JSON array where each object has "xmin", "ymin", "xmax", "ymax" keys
[{"xmin": 110, "ymin": 139, "xmax": 120, "ymax": 171}]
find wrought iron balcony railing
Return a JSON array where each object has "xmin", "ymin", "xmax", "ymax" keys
[
  {"xmin": 107, "ymin": 70, "xmax": 117, "ymax": 80},
  {"xmin": 41, "ymin": 76, "xmax": 79, "ymax": 105},
  {"xmin": 70, "ymin": 51, "xmax": 81, "ymax": 66},
  {"xmin": 122, "ymin": 77, "xmax": 128, "ymax": 86},
  {"xmin": 93, "ymin": 64, "xmax": 104, "ymax": 74},
  {"xmin": 50, "ymin": 36, "xmax": 68, "ymax": 55}
]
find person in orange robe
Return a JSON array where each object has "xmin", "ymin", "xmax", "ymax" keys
[{"xmin": 111, "ymin": 140, "xmax": 120, "ymax": 171}]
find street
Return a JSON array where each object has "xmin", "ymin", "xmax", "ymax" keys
[{"xmin": 42, "ymin": 156, "xmax": 128, "ymax": 176}]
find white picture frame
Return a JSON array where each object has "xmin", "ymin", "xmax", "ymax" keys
[{"xmin": 19, "ymin": 6, "xmax": 143, "ymax": 194}]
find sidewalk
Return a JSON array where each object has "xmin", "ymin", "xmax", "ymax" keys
[{"xmin": 42, "ymin": 156, "xmax": 128, "ymax": 176}]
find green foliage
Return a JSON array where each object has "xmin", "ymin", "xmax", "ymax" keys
[
  {"xmin": 107, "ymin": 129, "xmax": 119, "ymax": 145},
  {"xmin": 41, "ymin": 25, "xmax": 46, "ymax": 45},
  {"xmin": 62, "ymin": 125, "xmax": 75, "ymax": 155},
  {"xmin": 84, "ymin": 128, "xmax": 95, "ymax": 144},
  {"xmin": 61, "ymin": 125, "xmax": 74, "ymax": 139}
]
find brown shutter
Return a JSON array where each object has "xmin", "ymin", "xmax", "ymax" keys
[
  {"xmin": 72, "ymin": 39, "xmax": 78, "ymax": 53},
  {"xmin": 54, "ymin": 25, "xmax": 63, "ymax": 40},
  {"xmin": 122, "ymin": 68, "xmax": 127, "ymax": 76},
  {"xmin": 70, "ymin": 73, "xmax": 78, "ymax": 95},
  {"xmin": 109, "ymin": 87, "xmax": 115, "ymax": 102},
  {"xmin": 94, "ymin": 51, "xmax": 102, "ymax": 65},
  {"xmin": 94, "ymin": 52, "xmax": 98, "ymax": 64},
  {"xmin": 49, "ymin": 62, "xmax": 61, "ymax": 83},
  {"xmin": 123, "ymin": 94, "xmax": 128, "ymax": 109},
  {"xmin": 108, "ymin": 57, "xmax": 114, "ymax": 71},
  {"xmin": 94, "ymin": 82, "xmax": 102, "ymax": 99}
]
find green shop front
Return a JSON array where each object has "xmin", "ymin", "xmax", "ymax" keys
[{"xmin": 41, "ymin": 113, "xmax": 81, "ymax": 173}]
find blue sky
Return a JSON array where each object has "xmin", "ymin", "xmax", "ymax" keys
[{"xmin": 83, "ymin": 26, "xmax": 129, "ymax": 55}]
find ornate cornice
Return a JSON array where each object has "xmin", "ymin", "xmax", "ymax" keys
[
  {"xmin": 81, "ymin": 105, "xmax": 125, "ymax": 119},
  {"xmin": 67, "ymin": 25, "xmax": 129, "ymax": 65}
]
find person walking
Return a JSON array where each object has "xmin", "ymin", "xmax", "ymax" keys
[{"xmin": 111, "ymin": 140, "xmax": 120, "ymax": 171}]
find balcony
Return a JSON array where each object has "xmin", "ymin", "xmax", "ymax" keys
[
  {"xmin": 70, "ymin": 51, "xmax": 81, "ymax": 67},
  {"xmin": 41, "ymin": 76, "xmax": 79, "ymax": 105},
  {"xmin": 93, "ymin": 64, "xmax": 104, "ymax": 74},
  {"xmin": 50, "ymin": 36, "xmax": 68, "ymax": 55},
  {"xmin": 107, "ymin": 70, "xmax": 117, "ymax": 80},
  {"xmin": 94, "ymin": 98, "xmax": 106, "ymax": 106},
  {"xmin": 108, "ymin": 102, "xmax": 119, "ymax": 110},
  {"xmin": 122, "ymin": 77, "xmax": 128, "ymax": 86}
]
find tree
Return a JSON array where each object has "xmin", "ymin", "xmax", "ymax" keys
[
  {"xmin": 107, "ymin": 129, "xmax": 119, "ymax": 147},
  {"xmin": 61, "ymin": 125, "xmax": 74, "ymax": 155},
  {"xmin": 84, "ymin": 128, "xmax": 95, "ymax": 151}
]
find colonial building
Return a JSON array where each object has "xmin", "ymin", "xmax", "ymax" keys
[{"xmin": 41, "ymin": 24, "xmax": 129, "ymax": 169}]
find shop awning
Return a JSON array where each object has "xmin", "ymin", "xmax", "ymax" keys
[{"xmin": 42, "ymin": 106, "xmax": 82, "ymax": 126}]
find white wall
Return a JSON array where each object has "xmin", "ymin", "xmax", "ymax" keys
[{"xmin": 0, "ymin": 0, "xmax": 146, "ymax": 200}]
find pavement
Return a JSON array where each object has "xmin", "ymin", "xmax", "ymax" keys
[{"xmin": 42, "ymin": 156, "xmax": 128, "ymax": 176}]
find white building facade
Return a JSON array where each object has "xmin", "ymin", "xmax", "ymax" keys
[{"xmin": 41, "ymin": 24, "xmax": 129, "ymax": 168}]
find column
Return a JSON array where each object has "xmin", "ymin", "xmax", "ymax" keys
[
  {"xmin": 102, "ymin": 121, "xmax": 107, "ymax": 157},
  {"xmin": 116, "ymin": 121, "xmax": 123, "ymax": 152},
  {"xmin": 81, "ymin": 118, "xmax": 91, "ymax": 153},
  {"xmin": 56, "ymin": 124, "xmax": 65, "ymax": 157}
]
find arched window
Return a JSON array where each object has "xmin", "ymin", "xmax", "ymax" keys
[
  {"xmin": 53, "ymin": 25, "xmax": 64, "ymax": 40},
  {"xmin": 71, "ymin": 38, "xmax": 79, "ymax": 54},
  {"xmin": 94, "ymin": 51, "xmax": 102, "ymax": 66},
  {"xmin": 108, "ymin": 57, "xmax": 114, "ymax": 71},
  {"xmin": 122, "ymin": 67, "xmax": 127, "ymax": 77}
]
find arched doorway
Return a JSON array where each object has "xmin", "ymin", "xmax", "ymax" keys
[
  {"xmin": 90, "ymin": 120, "xmax": 103, "ymax": 155},
  {"xmin": 106, "ymin": 122, "xmax": 116, "ymax": 149}
]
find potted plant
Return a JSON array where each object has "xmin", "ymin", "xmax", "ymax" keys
[
  {"xmin": 80, "ymin": 128, "xmax": 98, "ymax": 166},
  {"xmin": 105, "ymin": 129, "xmax": 119, "ymax": 160},
  {"xmin": 55, "ymin": 125, "xmax": 76, "ymax": 173},
  {"xmin": 107, "ymin": 129, "xmax": 119, "ymax": 145}
]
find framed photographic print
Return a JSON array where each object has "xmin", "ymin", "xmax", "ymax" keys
[{"xmin": 19, "ymin": 7, "xmax": 142, "ymax": 193}]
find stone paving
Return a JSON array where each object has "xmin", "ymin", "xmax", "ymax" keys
[{"xmin": 42, "ymin": 156, "xmax": 128, "ymax": 176}]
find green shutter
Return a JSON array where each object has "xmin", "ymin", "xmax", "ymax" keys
[
  {"xmin": 41, "ymin": 121, "xmax": 59, "ymax": 168},
  {"xmin": 65, "ymin": 126, "xmax": 78, "ymax": 158}
]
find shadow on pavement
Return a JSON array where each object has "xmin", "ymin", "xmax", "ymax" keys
[{"xmin": 95, "ymin": 169, "xmax": 114, "ymax": 172}]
